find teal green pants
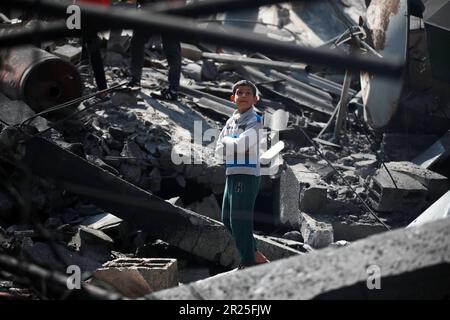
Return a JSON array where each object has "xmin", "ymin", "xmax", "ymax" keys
[{"xmin": 222, "ymin": 174, "xmax": 260, "ymax": 266}]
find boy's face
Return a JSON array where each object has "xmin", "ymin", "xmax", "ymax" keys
[{"xmin": 231, "ymin": 85, "xmax": 258, "ymax": 113}]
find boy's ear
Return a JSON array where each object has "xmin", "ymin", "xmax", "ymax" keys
[{"xmin": 230, "ymin": 95, "xmax": 235, "ymax": 102}]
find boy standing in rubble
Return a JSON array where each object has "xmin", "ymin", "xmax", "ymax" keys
[{"xmin": 215, "ymin": 80, "xmax": 269, "ymax": 269}]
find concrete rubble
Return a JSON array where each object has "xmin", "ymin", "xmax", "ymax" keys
[
  {"xmin": 1, "ymin": 0, "xmax": 449, "ymax": 300},
  {"xmin": 145, "ymin": 216, "xmax": 450, "ymax": 300}
]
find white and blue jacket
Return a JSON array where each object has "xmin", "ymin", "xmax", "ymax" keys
[{"xmin": 215, "ymin": 107, "xmax": 263, "ymax": 176}]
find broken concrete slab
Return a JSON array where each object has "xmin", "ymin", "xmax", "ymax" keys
[
  {"xmin": 22, "ymin": 136, "xmax": 297, "ymax": 268},
  {"xmin": 299, "ymin": 212, "xmax": 334, "ymax": 249},
  {"xmin": 146, "ymin": 217, "xmax": 450, "ymax": 300},
  {"xmin": 368, "ymin": 169, "xmax": 428, "ymax": 214},
  {"xmin": 385, "ymin": 161, "xmax": 449, "ymax": 201},
  {"xmin": 278, "ymin": 162, "xmax": 322, "ymax": 227}
]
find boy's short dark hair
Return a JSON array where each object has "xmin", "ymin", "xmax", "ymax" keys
[{"xmin": 232, "ymin": 80, "xmax": 258, "ymax": 97}]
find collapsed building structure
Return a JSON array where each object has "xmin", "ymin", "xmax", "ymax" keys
[{"xmin": 0, "ymin": 0, "xmax": 449, "ymax": 300}]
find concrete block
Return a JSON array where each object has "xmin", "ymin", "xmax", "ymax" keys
[
  {"xmin": 279, "ymin": 163, "xmax": 322, "ymax": 226},
  {"xmin": 385, "ymin": 161, "xmax": 449, "ymax": 201},
  {"xmin": 368, "ymin": 169, "xmax": 428, "ymax": 214},
  {"xmin": 299, "ymin": 212, "xmax": 334, "ymax": 249}
]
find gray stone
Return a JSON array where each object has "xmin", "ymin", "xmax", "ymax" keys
[
  {"xmin": 343, "ymin": 170, "xmax": 359, "ymax": 184},
  {"xmin": 299, "ymin": 212, "xmax": 334, "ymax": 249},
  {"xmin": 53, "ymin": 44, "xmax": 82, "ymax": 63},
  {"xmin": 323, "ymin": 150, "xmax": 338, "ymax": 162},
  {"xmin": 146, "ymin": 217, "xmax": 450, "ymax": 300},
  {"xmin": 183, "ymin": 63, "xmax": 202, "ymax": 82},
  {"xmin": 329, "ymin": 240, "xmax": 350, "ymax": 248},
  {"xmin": 282, "ymin": 231, "xmax": 303, "ymax": 243},
  {"xmin": 279, "ymin": 163, "xmax": 322, "ymax": 227},
  {"xmin": 341, "ymin": 156, "xmax": 354, "ymax": 166}
]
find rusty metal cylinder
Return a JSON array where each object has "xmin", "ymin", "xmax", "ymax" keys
[{"xmin": 0, "ymin": 46, "xmax": 82, "ymax": 113}]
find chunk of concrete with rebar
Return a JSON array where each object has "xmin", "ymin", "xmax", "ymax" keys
[
  {"xmin": 368, "ymin": 169, "xmax": 428, "ymax": 214},
  {"xmin": 145, "ymin": 217, "xmax": 450, "ymax": 300}
]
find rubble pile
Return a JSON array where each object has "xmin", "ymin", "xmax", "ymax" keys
[{"xmin": 1, "ymin": 0, "xmax": 449, "ymax": 299}]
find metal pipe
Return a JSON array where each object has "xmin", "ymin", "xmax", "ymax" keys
[
  {"xmin": 333, "ymin": 69, "xmax": 353, "ymax": 139},
  {"xmin": 201, "ymin": 52, "xmax": 307, "ymax": 72},
  {"xmin": 0, "ymin": 46, "xmax": 82, "ymax": 113},
  {"xmin": 0, "ymin": 0, "xmax": 404, "ymax": 77}
]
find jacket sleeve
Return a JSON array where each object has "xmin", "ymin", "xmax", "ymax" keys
[
  {"xmin": 222, "ymin": 120, "xmax": 262, "ymax": 155},
  {"xmin": 214, "ymin": 126, "xmax": 227, "ymax": 162}
]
